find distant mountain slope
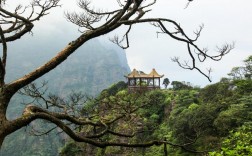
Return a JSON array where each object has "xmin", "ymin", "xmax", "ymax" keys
[
  {"xmin": 42, "ymin": 39, "xmax": 130, "ymax": 96},
  {"xmin": 7, "ymin": 38, "xmax": 130, "ymax": 96},
  {"xmin": 1, "ymin": 37, "xmax": 130, "ymax": 156}
]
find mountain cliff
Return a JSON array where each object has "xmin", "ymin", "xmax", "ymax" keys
[
  {"xmin": 0, "ymin": 37, "xmax": 130, "ymax": 156},
  {"xmin": 7, "ymin": 38, "xmax": 130, "ymax": 96}
]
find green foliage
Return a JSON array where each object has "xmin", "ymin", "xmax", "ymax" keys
[
  {"xmin": 170, "ymin": 102, "xmax": 218, "ymax": 145},
  {"xmin": 37, "ymin": 55, "xmax": 252, "ymax": 156},
  {"xmin": 227, "ymin": 55, "xmax": 252, "ymax": 80},
  {"xmin": 213, "ymin": 104, "xmax": 244, "ymax": 136},
  {"xmin": 61, "ymin": 74, "xmax": 252, "ymax": 155},
  {"xmin": 209, "ymin": 122, "xmax": 252, "ymax": 156},
  {"xmin": 61, "ymin": 89, "xmax": 173, "ymax": 156},
  {"xmin": 188, "ymin": 103, "xmax": 199, "ymax": 110},
  {"xmin": 174, "ymin": 89, "xmax": 199, "ymax": 106},
  {"xmin": 244, "ymin": 55, "xmax": 252, "ymax": 79},
  {"xmin": 233, "ymin": 79, "xmax": 252, "ymax": 94},
  {"xmin": 168, "ymin": 79, "xmax": 251, "ymax": 153},
  {"xmin": 162, "ymin": 78, "xmax": 170, "ymax": 89},
  {"xmin": 228, "ymin": 66, "xmax": 244, "ymax": 80},
  {"xmin": 60, "ymin": 141, "xmax": 82, "ymax": 156},
  {"xmin": 101, "ymin": 81, "xmax": 127, "ymax": 96},
  {"xmin": 200, "ymin": 82, "xmax": 234, "ymax": 103},
  {"xmin": 171, "ymin": 81, "xmax": 192, "ymax": 90},
  {"xmin": 145, "ymin": 145, "xmax": 164, "ymax": 156},
  {"xmin": 140, "ymin": 90, "xmax": 168, "ymax": 125},
  {"xmin": 61, "ymin": 70, "xmax": 252, "ymax": 156},
  {"xmin": 238, "ymin": 94, "xmax": 252, "ymax": 121}
]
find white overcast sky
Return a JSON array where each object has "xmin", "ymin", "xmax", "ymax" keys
[{"xmin": 9, "ymin": 0, "xmax": 252, "ymax": 87}]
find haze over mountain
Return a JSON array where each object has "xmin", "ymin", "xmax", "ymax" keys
[
  {"xmin": 6, "ymin": 35, "xmax": 130, "ymax": 95},
  {"xmin": 1, "ymin": 34, "xmax": 130, "ymax": 156}
]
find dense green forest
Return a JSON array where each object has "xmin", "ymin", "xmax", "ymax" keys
[{"xmin": 59, "ymin": 55, "xmax": 252, "ymax": 156}]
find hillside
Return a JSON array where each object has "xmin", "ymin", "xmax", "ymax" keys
[
  {"xmin": 58, "ymin": 55, "xmax": 252, "ymax": 156},
  {"xmin": 59, "ymin": 77, "xmax": 252, "ymax": 156}
]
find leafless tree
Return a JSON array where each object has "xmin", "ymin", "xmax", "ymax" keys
[{"xmin": 0, "ymin": 0, "xmax": 232, "ymax": 152}]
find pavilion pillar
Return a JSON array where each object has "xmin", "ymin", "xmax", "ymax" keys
[
  {"xmin": 152, "ymin": 77, "xmax": 154, "ymax": 89},
  {"xmin": 159, "ymin": 78, "xmax": 160, "ymax": 89}
]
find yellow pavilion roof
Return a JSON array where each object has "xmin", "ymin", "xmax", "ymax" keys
[{"xmin": 126, "ymin": 68, "xmax": 164, "ymax": 78}]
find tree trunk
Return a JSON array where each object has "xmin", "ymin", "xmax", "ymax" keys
[
  {"xmin": 0, "ymin": 107, "xmax": 7, "ymax": 148},
  {"xmin": 164, "ymin": 138, "xmax": 168, "ymax": 156},
  {"xmin": 164, "ymin": 143, "xmax": 168, "ymax": 156},
  {"xmin": 0, "ymin": 88, "xmax": 12, "ymax": 148},
  {"xmin": 0, "ymin": 110, "xmax": 7, "ymax": 148},
  {"xmin": 0, "ymin": 135, "xmax": 4, "ymax": 148}
]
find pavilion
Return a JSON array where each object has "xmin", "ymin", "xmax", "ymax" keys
[{"xmin": 125, "ymin": 68, "xmax": 164, "ymax": 92}]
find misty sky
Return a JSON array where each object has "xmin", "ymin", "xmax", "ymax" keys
[{"xmin": 9, "ymin": 0, "xmax": 252, "ymax": 87}]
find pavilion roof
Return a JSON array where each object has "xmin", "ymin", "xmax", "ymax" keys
[
  {"xmin": 126, "ymin": 69, "xmax": 146, "ymax": 78},
  {"xmin": 126, "ymin": 68, "xmax": 164, "ymax": 78},
  {"xmin": 146, "ymin": 68, "xmax": 164, "ymax": 78}
]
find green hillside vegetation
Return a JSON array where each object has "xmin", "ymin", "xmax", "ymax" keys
[{"xmin": 60, "ymin": 55, "xmax": 252, "ymax": 156}]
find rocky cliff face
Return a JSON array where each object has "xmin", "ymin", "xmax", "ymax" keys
[
  {"xmin": 1, "ymin": 37, "xmax": 131, "ymax": 156},
  {"xmin": 42, "ymin": 39, "xmax": 130, "ymax": 96},
  {"xmin": 7, "ymin": 38, "xmax": 130, "ymax": 96}
]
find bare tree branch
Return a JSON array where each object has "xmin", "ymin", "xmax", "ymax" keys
[
  {"xmin": 110, "ymin": 25, "xmax": 132, "ymax": 49},
  {"xmin": 0, "ymin": 26, "xmax": 6, "ymax": 85},
  {"xmin": 0, "ymin": 1, "xmax": 233, "ymax": 153},
  {"xmin": 9, "ymin": 105, "xmax": 208, "ymax": 153},
  {"xmin": 118, "ymin": 18, "xmax": 234, "ymax": 81}
]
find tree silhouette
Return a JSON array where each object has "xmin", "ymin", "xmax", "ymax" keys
[
  {"xmin": 0, "ymin": 0, "xmax": 233, "ymax": 151},
  {"xmin": 162, "ymin": 78, "xmax": 170, "ymax": 89}
]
